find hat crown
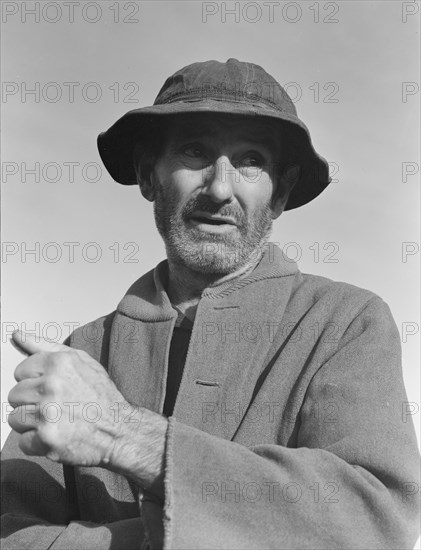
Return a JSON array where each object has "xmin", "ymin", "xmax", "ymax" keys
[{"xmin": 154, "ymin": 58, "xmax": 297, "ymax": 116}]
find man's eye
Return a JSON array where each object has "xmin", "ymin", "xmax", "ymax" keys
[
  {"xmin": 239, "ymin": 154, "xmax": 265, "ymax": 168},
  {"xmin": 182, "ymin": 145, "xmax": 205, "ymax": 158}
]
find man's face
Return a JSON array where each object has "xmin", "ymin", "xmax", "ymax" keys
[{"xmin": 148, "ymin": 114, "xmax": 290, "ymax": 275}]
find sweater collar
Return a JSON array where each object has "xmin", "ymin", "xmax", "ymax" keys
[{"xmin": 117, "ymin": 242, "xmax": 297, "ymax": 321}]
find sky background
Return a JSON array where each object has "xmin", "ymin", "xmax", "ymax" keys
[{"xmin": 1, "ymin": 0, "xmax": 420, "ymax": 456}]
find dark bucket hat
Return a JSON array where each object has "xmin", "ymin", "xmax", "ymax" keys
[{"xmin": 97, "ymin": 58, "xmax": 331, "ymax": 210}]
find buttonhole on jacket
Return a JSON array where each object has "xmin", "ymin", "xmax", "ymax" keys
[
  {"xmin": 195, "ymin": 379, "xmax": 220, "ymax": 387},
  {"xmin": 213, "ymin": 306, "xmax": 240, "ymax": 310}
]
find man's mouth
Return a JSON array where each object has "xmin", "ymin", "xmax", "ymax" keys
[
  {"xmin": 191, "ymin": 216, "xmax": 235, "ymax": 226},
  {"xmin": 189, "ymin": 212, "xmax": 237, "ymax": 225},
  {"xmin": 187, "ymin": 212, "xmax": 238, "ymax": 232}
]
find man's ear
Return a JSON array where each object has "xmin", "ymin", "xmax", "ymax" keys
[
  {"xmin": 134, "ymin": 144, "xmax": 156, "ymax": 202},
  {"xmin": 271, "ymin": 164, "xmax": 300, "ymax": 219},
  {"xmin": 137, "ymin": 172, "xmax": 156, "ymax": 202}
]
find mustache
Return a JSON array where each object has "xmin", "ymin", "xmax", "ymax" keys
[{"xmin": 182, "ymin": 196, "xmax": 245, "ymax": 224}]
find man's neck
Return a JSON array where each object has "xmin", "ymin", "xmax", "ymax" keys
[{"xmin": 166, "ymin": 250, "xmax": 264, "ymax": 319}]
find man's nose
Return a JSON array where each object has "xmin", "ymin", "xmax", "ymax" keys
[{"xmin": 201, "ymin": 156, "xmax": 236, "ymax": 203}]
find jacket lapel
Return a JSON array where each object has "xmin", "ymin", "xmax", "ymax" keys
[
  {"xmin": 173, "ymin": 244, "xmax": 297, "ymax": 441},
  {"xmin": 107, "ymin": 262, "xmax": 177, "ymax": 412}
]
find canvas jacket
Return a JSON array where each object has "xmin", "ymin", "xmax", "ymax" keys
[{"xmin": 1, "ymin": 243, "xmax": 420, "ymax": 549}]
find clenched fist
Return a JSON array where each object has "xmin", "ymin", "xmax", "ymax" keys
[
  {"xmin": 9, "ymin": 331, "xmax": 168, "ymax": 500},
  {"xmin": 8, "ymin": 330, "xmax": 131, "ymax": 466},
  {"xmin": 7, "ymin": 330, "xmax": 167, "ymax": 499}
]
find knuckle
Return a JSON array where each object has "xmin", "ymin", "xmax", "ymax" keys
[
  {"xmin": 66, "ymin": 349, "xmax": 82, "ymax": 362},
  {"xmin": 45, "ymin": 351, "xmax": 71, "ymax": 373},
  {"xmin": 41, "ymin": 374, "xmax": 62, "ymax": 395},
  {"xmin": 52, "ymin": 350, "xmax": 69, "ymax": 364},
  {"xmin": 59, "ymin": 349, "xmax": 79, "ymax": 365},
  {"xmin": 14, "ymin": 358, "xmax": 28, "ymax": 380},
  {"xmin": 8, "ymin": 410, "xmax": 17, "ymax": 429},
  {"xmin": 7, "ymin": 386, "xmax": 17, "ymax": 404}
]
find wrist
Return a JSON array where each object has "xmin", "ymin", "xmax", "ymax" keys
[{"xmin": 106, "ymin": 404, "xmax": 168, "ymax": 500}]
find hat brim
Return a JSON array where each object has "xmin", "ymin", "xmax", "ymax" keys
[{"xmin": 97, "ymin": 100, "xmax": 331, "ymax": 211}]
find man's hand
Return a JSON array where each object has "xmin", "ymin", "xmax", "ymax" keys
[{"xmin": 8, "ymin": 330, "xmax": 167, "ymax": 499}]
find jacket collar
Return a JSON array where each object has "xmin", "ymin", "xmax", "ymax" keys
[{"xmin": 117, "ymin": 242, "xmax": 297, "ymax": 321}]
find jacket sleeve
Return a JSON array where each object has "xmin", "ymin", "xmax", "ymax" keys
[
  {"xmin": 1, "ymin": 313, "xmax": 147, "ymax": 550},
  {"xmin": 1, "ymin": 430, "xmax": 146, "ymax": 550},
  {"xmin": 159, "ymin": 297, "xmax": 420, "ymax": 549}
]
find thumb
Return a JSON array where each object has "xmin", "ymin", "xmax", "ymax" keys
[{"xmin": 11, "ymin": 330, "xmax": 69, "ymax": 356}]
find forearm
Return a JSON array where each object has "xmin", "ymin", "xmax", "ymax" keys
[{"xmin": 107, "ymin": 405, "xmax": 168, "ymax": 502}]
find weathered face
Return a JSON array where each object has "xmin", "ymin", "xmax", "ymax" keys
[{"xmin": 143, "ymin": 114, "xmax": 293, "ymax": 275}]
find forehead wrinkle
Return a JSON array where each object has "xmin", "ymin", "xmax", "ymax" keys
[
  {"xmin": 246, "ymin": 128, "xmax": 280, "ymax": 154},
  {"xmin": 167, "ymin": 114, "xmax": 236, "ymax": 140},
  {"xmin": 170, "ymin": 122, "xmax": 218, "ymax": 140},
  {"xmin": 167, "ymin": 115, "xmax": 281, "ymax": 154}
]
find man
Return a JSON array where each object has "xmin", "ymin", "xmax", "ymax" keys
[{"xmin": 1, "ymin": 59, "xmax": 419, "ymax": 549}]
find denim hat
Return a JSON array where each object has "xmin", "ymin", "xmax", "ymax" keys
[{"xmin": 97, "ymin": 58, "xmax": 331, "ymax": 210}]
